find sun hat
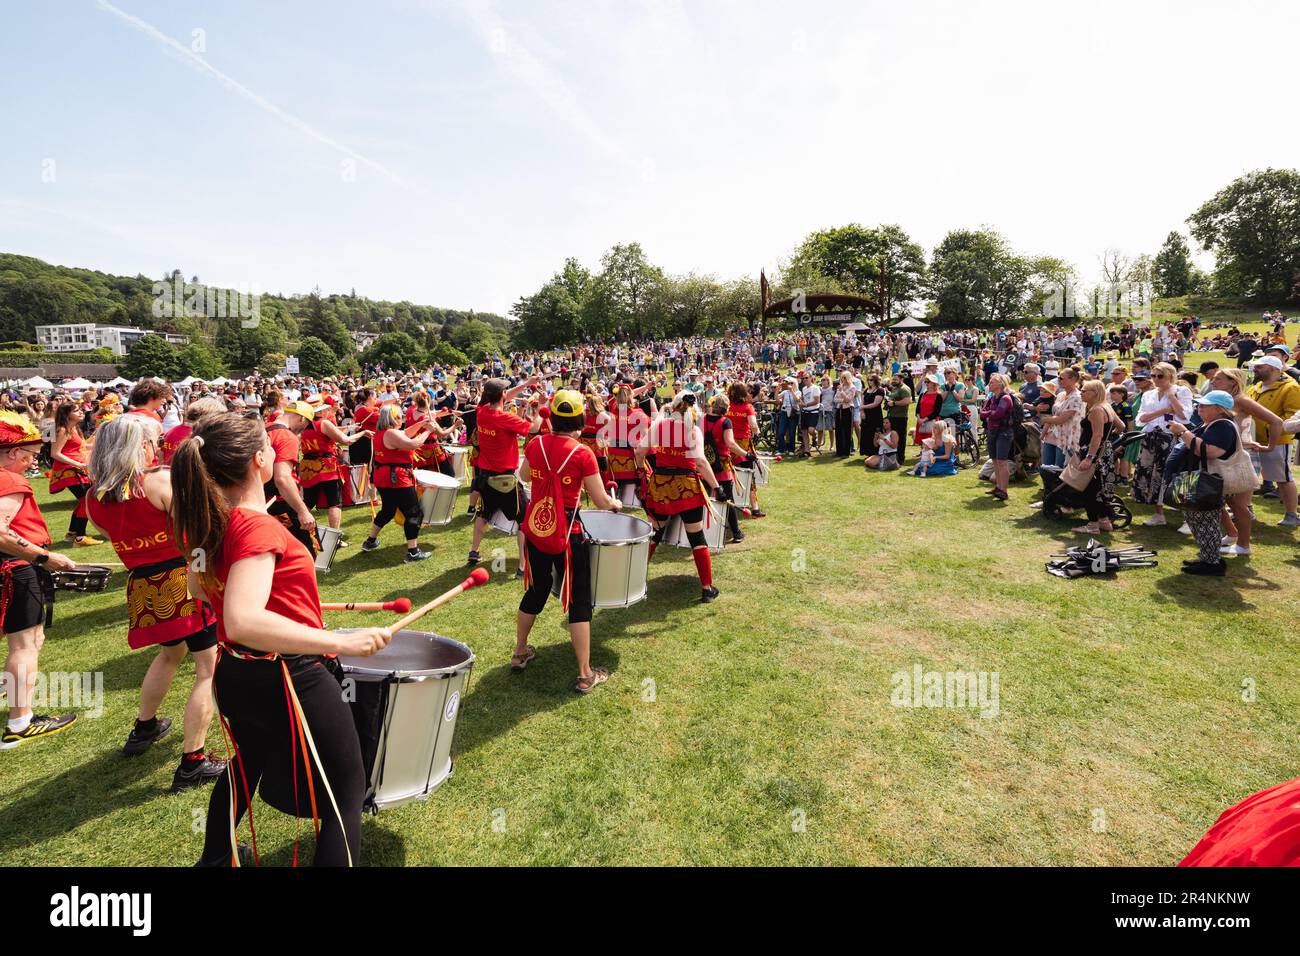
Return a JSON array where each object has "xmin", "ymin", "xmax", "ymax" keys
[
  {"xmin": 1252, "ymin": 356, "xmax": 1285, "ymax": 371},
  {"xmin": 1266, "ymin": 343, "xmax": 1291, "ymax": 357},
  {"xmin": 1195, "ymin": 390, "xmax": 1235, "ymax": 411}
]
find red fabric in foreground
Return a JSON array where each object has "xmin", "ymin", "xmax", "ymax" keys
[{"xmin": 1180, "ymin": 776, "xmax": 1300, "ymax": 867}]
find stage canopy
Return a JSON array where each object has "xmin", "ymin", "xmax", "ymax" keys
[{"xmin": 889, "ymin": 317, "xmax": 930, "ymax": 330}]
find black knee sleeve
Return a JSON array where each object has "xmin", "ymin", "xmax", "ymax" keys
[
  {"xmin": 403, "ymin": 516, "xmax": 422, "ymax": 540},
  {"xmin": 651, "ymin": 526, "xmax": 666, "ymax": 545},
  {"xmin": 686, "ymin": 529, "xmax": 707, "ymax": 549}
]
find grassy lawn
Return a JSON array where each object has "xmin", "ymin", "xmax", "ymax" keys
[{"xmin": 2, "ymin": 444, "xmax": 1299, "ymax": 867}]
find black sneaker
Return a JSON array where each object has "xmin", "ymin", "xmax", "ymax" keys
[
  {"xmin": 404, "ymin": 549, "xmax": 432, "ymax": 562},
  {"xmin": 1, "ymin": 713, "xmax": 78, "ymax": 750},
  {"xmin": 172, "ymin": 756, "xmax": 228, "ymax": 793},
  {"xmin": 466, "ymin": 550, "xmax": 481, "ymax": 567},
  {"xmin": 701, "ymin": 586, "xmax": 720, "ymax": 603},
  {"xmin": 123, "ymin": 716, "xmax": 173, "ymax": 755},
  {"xmin": 360, "ymin": 537, "xmax": 379, "ymax": 552},
  {"xmin": 1182, "ymin": 560, "xmax": 1226, "ymax": 576},
  {"xmin": 730, "ymin": 530, "xmax": 746, "ymax": 543}
]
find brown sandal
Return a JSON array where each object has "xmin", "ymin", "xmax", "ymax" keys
[
  {"xmin": 574, "ymin": 667, "xmax": 609, "ymax": 694},
  {"xmin": 510, "ymin": 645, "xmax": 537, "ymax": 671}
]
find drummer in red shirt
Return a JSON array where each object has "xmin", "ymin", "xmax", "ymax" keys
[
  {"xmin": 637, "ymin": 391, "xmax": 722, "ymax": 603},
  {"xmin": 299, "ymin": 401, "xmax": 369, "ymax": 544},
  {"xmin": 161, "ymin": 395, "xmax": 227, "ymax": 465},
  {"xmin": 513, "ymin": 390, "xmax": 622, "ymax": 693},
  {"xmin": 726, "ymin": 381, "xmax": 766, "ymax": 517},
  {"xmin": 171, "ymin": 412, "xmax": 390, "ymax": 866},
  {"xmin": 264, "ymin": 400, "xmax": 319, "ymax": 557},
  {"xmin": 85, "ymin": 415, "xmax": 226, "ymax": 790},
  {"xmin": 359, "ymin": 403, "xmax": 436, "ymax": 561},
  {"xmin": 127, "ymin": 380, "xmax": 171, "ymax": 423},
  {"xmin": 467, "ymin": 377, "xmax": 542, "ymax": 571},
  {"xmin": 0, "ymin": 411, "xmax": 79, "ymax": 750},
  {"xmin": 604, "ymin": 384, "xmax": 650, "ymax": 504}
]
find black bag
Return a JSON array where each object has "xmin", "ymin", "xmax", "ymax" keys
[{"xmin": 1165, "ymin": 436, "xmax": 1223, "ymax": 512}]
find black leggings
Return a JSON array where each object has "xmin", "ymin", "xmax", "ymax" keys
[
  {"xmin": 68, "ymin": 484, "xmax": 88, "ymax": 537},
  {"xmin": 201, "ymin": 654, "xmax": 364, "ymax": 866},
  {"xmin": 375, "ymin": 486, "xmax": 422, "ymax": 541},
  {"xmin": 519, "ymin": 533, "xmax": 593, "ymax": 624}
]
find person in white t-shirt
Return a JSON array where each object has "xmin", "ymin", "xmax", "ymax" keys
[{"xmin": 799, "ymin": 375, "xmax": 821, "ymax": 456}]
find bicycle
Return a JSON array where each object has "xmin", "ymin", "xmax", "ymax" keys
[{"xmin": 955, "ymin": 421, "xmax": 982, "ymax": 468}]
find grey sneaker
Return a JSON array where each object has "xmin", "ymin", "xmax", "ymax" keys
[{"xmin": 1279, "ymin": 514, "xmax": 1300, "ymax": 527}]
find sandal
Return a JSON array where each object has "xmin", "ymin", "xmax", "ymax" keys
[
  {"xmin": 573, "ymin": 667, "xmax": 609, "ymax": 694},
  {"xmin": 1072, "ymin": 524, "xmax": 1103, "ymax": 534},
  {"xmin": 509, "ymin": 645, "xmax": 537, "ymax": 671}
]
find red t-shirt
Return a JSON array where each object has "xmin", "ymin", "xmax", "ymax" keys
[
  {"xmin": 475, "ymin": 405, "xmax": 532, "ymax": 472},
  {"xmin": 727, "ymin": 402, "xmax": 756, "ymax": 441},
  {"xmin": 0, "ymin": 470, "xmax": 51, "ymax": 554},
  {"xmin": 266, "ymin": 425, "xmax": 300, "ymax": 475},
  {"xmin": 524, "ymin": 434, "xmax": 598, "ymax": 509},
  {"xmin": 373, "ymin": 428, "xmax": 416, "ymax": 488},
  {"xmin": 353, "ymin": 404, "xmax": 378, "ymax": 432},
  {"xmin": 86, "ymin": 493, "xmax": 180, "ymax": 568},
  {"xmin": 162, "ymin": 423, "xmax": 191, "ymax": 466},
  {"xmin": 128, "ymin": 406, "xmax": 162, "ymax": 423},
  {"xmin": 208, "ymin": 508, "xmax": 322, "ymax": 647}
]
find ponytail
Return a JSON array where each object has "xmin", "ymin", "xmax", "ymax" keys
[{"xmin": 169, "ymin": 412, "xmax": 266, "ymax": 591}]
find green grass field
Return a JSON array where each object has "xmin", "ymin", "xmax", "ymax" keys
[{"xmin": 2, "ymin": 441, "xmax": 1299, "ymax": 866}]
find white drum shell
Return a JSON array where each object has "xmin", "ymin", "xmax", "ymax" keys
[
  {"xmin": 664, "ymin": 508, "xmax": 729, "ymax": 553},
  {"xmin": 315, "ymin": 524, "xmax": 343, "ymax": 572},
  {"xmin": 346, "ymin": 464, "xmax": 377, "ymax": 504},
  {"xmin": 550, "ymin": 511, "xmax": 652, "ymax": 609},
  {"xmin": 732, "ymin": 467, "xmax": 754, "ymax": 509},
  {"xmin": 446, "ymin": 446, "xmax": 469, "ymax": 484},
  {"xmin": 417, "ymin": 470, "xmax": 459, "ymax": 527},
  {"xmin": 339, "ymin": 632, "xmax": 475, "ymax": 812}
]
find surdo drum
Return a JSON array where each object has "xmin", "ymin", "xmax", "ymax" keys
[
  {"xmin": 344, "ymin": 464, "xmax": 377, "ymax": 506},
  {"xmin": 731, "ymin": 467, "xmax": 754, "ymax": 511},
  {"xmin": 616, "ymin": 482, "xmax": 643, "ymax": 510},
  {"xmin": 488, "ymin": 482, "xmax": 529, "ymax": 535},
  {"xmin": 664, "ymin": 507, "xmax": 729, "ymax": 554},
  {"xmin": 415, "ymin": 469, "xmax": 459, "ymax": 527},
  {"xmin": 549, "ymin": 511, "xmax": 652, "ymax": 609},
  {"xmin": 446, "ymin": 445, "xmax": 470, "ymax": 484},
  {"xmin": 314, "ymin": 525, "xmax": 343, "ymax": 573},
  {"xmin": 337, "ymin": 630, "xmax": 475, "ymax": 813}
]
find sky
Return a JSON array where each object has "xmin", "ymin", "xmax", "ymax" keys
[{"xmin": 1, "ymin": 0, "xmax": 1296, "ymax": 317}]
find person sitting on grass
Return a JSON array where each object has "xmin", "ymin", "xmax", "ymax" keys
[
  {"xmin": 864, "ymin": 424, "xmax": 899, "ymax": 471},
  {"xmin": 907, "ymin": 421, "xmax": 957, "ymax": 477}
]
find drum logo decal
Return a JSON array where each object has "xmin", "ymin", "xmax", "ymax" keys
[{"xmin": 444, "ymin": 691, "xmax": 460, "ymax": 722}]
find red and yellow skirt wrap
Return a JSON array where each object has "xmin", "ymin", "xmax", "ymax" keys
[
  {"xmin": 49, "ymin": 463, "xmax": 90, "ymax": 494},
  {"xmin": 126, "ymin": 557, "xmax": 215, "ymax": 650},
  {"xmin": 606, "ymin": 445, "xmax": 639, "ymax": 482},
  {"xmin": 645, "ymin": 469, "xmax": 706, "ymax": 516}
]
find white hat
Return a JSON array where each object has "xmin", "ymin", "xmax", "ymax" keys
[
  {"xmin": 1024, "ymin": 362, "xmax": 1041, "ymax": 373},
  {"xmin": 1252, "ymin": 355, "xmax": 1285, "ymax": 371}
]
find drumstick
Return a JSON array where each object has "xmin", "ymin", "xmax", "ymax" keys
[
  {"xmin": 389, "ymin": 568, "xmax": 489, "ymax": 633},
  {"xmin": 320, "ymin": 598, "xmax": 412, "ymax": 613}
]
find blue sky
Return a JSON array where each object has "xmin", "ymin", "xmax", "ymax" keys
[{"xmin": 1, "ymin": 0, "xmax": 1296, "ymax": 316}]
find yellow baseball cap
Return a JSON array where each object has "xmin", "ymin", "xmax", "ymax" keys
[
  {"xmin": 284, "ymin": 400, "xmax": 318, "ymax": 420},
  {"xmin": 550, "ymin": 389, "xmax": 583, "ymax": 417}
]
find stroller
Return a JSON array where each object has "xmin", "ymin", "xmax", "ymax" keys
[{"xmin": 1037, "ymin": 430, "xmax": 1144, "ymax": 528}]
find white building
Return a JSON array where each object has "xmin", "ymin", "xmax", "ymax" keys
[{"xmin": 35, "ymin": 324, "xmax": 189, "ymax": 357}]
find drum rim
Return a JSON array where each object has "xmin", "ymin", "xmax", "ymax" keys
[
  {"xmin": 336, "ymin": 630, "xmax": 476, "ymax": 678},
  {"xmin": 580, "ymin": 511, "xmax": 653, "ymax": 546}
]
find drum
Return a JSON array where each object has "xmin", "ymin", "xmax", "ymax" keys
[
  {"xmin": 314, "ymin": 525, "xmax": 343, "ymax": 573},
  {"xmin": 446, "ymin": 446, "xmax": 470, "ymax": 485},
  {"xmin": 732, "ymin": 467, "xmax": 754, "ymax": 510},
  {"xmin": 417, "ymin": 469, "xmax": 459, "ymax": 527},
  {"xmin": 49, "ymin": 564, "xmax": 113, "ymax": 592},
  {"xmin": 338, "ymin": 630, "xmax": 475, "ymax": 813},
  {"xmin": 664, "ymin": 506, "xmax": 728, "ymax": 553},
  {"xmin": 550, "ymin": 511, "xmax": 652, "ymax": 609},
  {"xmin": 344, "ymin": 464, "xmax": 376, "ymax": 506},
  {"xmin": 488, "ymin": 482, "xmax": 528, "ymax": 535},
  {"xmin": 754, "ymin": 455, "xmax": 774, "ymax": 486},
  {"xmin": 617, "ymin": 482, "xmax": 643, "ymax": 510}
]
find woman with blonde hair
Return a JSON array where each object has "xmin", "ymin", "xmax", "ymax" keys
[
  {"xmin": 1132, "ymin": 361, "xmax": 1192, "ymax": 526},
  {"xmin": 1210, "ymin": 366, "xmax": 1282, "ymax": 557},
  {"xmin": 1039, "ymin": 366, "xmax": 1084, "ymax": 470},
  {"xmin": 979, "ymin": 373, "xmax": 1016, "ymax": 500},
  {"xmin": 1070, "ymin": 379, "xmax": 1125, "ymax": 535}
]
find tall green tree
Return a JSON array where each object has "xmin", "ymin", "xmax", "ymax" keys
[
  {"xmin": 1152, "ymin": 231, "xmax": 1196, "ymax": 298},
  {"xmin": 785, "ymin": 223, "xmax": 925, "ymax": 320},
  {"xmin": 362, "ymin": 332, "xmax": 424, "ymax": 370},
  {"xmin": 175, "ymin": 340, "xmax": 227, "ymax": 379},
  {"xmin": 302, "ymin": 287, "xmax": 354, "ymax": 356},
  {"xmin": 927, "ymin": 229, "xmax": 1033, "ymax": 326},
  {"xmin": 121, "ymin": 334, "xmax": 180, "ymax": 380},
  {"xmin": 1188, "ymin": 168, "xmax": 1300, "ymax": 302},
  {"xmin": 598, "ymin": 243, "xmax": 664, "ymax": 339},
  {"xmin": 298, "ymin": 335, "xmax": 340, "ymax": 377}
]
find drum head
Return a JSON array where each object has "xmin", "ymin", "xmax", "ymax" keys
[
  {"xmin": 581, "ymin": 510, "xmax": 652, "ymax": 544},
  {"xmin": 413, "ymin": 469, "xmax": 439, "ymax": 488},
  {"xmin": 338, "ymin": 630, "xmax": 473, "ymax": 678},
  {"xmin": 426, "ymin": 472, "xmax": 459, "ymax": 489}
]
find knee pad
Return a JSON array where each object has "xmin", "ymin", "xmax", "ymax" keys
[
  {"xmin": 651, "ymin": 526, "xmax": 666, "ymax": 545},
  {"xmin": 686, "ymin": 529, "xmax": 707, "ymax": 549}
]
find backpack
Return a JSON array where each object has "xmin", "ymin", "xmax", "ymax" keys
[
  {"xmin": 1009, "ymin": 394, "xmax": 1028, "ymax": 450},
  {"xmin": 522, "ymin": 435, "xmax": 582, "ymax": 556}
]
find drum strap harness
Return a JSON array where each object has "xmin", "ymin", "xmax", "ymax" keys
[{"xmin": 216, "ymin": 644, "xmax": 354, "ymax": 868}]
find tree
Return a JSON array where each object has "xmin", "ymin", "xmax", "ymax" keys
[
  {"xmin": 927, "ymin": 229, "xmax": 1033, "ymax": 326},
  {"xmin": 1152, "ymin": 232, "xmax": 1196, "ymax": 298},
  {"xmin": 259, "ymin": 352, "xmax": 287, "ymax": 377},
  {"xmin": 785, "ymin": 223, "xmax": 925, "ymax": 320},
  {"xmin": 428, "ymin": 341, "xmax": 469, "ymax": 366},
  {"xmin": 175, "ymin": 340, "xmax": 227, "ymax": 379},
  {"xmin": 1188, "ymin": 168, "xmax": 1300, "ymax": 302},
  {"xmin": 450, "ymin": 319, "xmax": 502, "ymax": 362},
  {"xmin": 598, "ymin": 243, "xmax": 664, "ymax": 338},
  {"xmin": 121, "ymin": 334, "xmax": 180, "ymax": 380},
  {"xmin": 362, "ymin": 331, "xmax": 424, "ymax": 371},
  {"xmin": 298, "ymin": 335, "xmax": 340, "ymax": 377},
  {"xmin": 302, "ymin": 287, "xmax": 354, "ymax": 356}
]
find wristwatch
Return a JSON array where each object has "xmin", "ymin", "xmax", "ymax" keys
[{"xmin": 33, "ymin": 552, "xmax": 49, "ymax": 565}]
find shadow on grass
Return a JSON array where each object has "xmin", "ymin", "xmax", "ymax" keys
[
  {"xmin": 255, "ymin": 818, "xmax": 407, "ymax": 867},
  {"xmin": 0, "ymin": 743, "xmax": 178, "ymax": 853},
  {"xmin": 452, "ymin": 571, "xmax": 704, "ymax": 758}
]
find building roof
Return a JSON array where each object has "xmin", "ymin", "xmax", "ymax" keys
[{"xmin": 0, "ymin": 363, "xmax": 120, "ymax": 381}]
